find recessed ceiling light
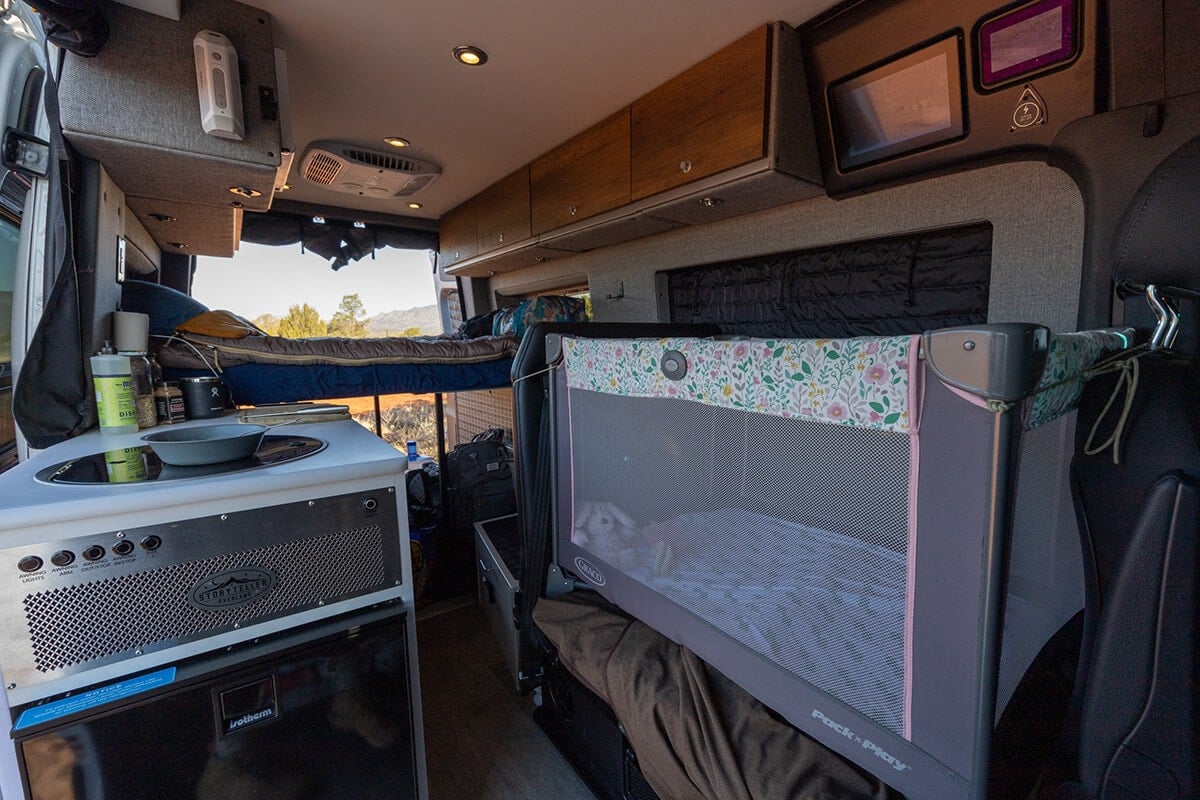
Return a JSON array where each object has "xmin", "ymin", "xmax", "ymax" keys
[
  {"xmin": 452, "ymin": 45, "xmax": 488, "ymax": 66},
  {"xmin": 383, "ymin": 137, "xmax": 410, "ymax": 148},
  {"xmin": 406, "ymin": 202, "xmax": 422, "ymax": 210}
]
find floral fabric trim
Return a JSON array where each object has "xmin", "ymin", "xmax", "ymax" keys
[
  {"xmin": 562, "ymin": 335, "xmax": 919, "ymax": 433},
  {"xmin": 1021, "ymin": 329, "xmax": 1131, "ymax": 429}
]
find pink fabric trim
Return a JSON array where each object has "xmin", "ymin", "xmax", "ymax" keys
[
  {"xmin": 939, "ymin": 380, "xmax": 992, "ymax": 410},
  {"xmin": 906, "ymin": 335, "xmax": 924, "ymax": 434},
  {"xmin": 902, "ymin": 360, "xmax": 927, "ymax": 741}
]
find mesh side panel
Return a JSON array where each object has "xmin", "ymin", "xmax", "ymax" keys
[
  {"xmin": 453, "ymin": 388, "xmax": 513, "ymax": 444},
  {"xmin": 568, "ymin": 389, "xmax": 910, "ymax": 735},
  {"xmin": 24, "ymin": 526, "xmax": 386, "ymax": 672}
]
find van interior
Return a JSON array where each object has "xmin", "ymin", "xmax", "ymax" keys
[{"xmin": 0, "ymin": 0, "xmax": 1196, "ymax": 798}]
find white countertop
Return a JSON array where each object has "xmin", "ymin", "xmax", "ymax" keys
[{"xmin": 0, "ymin": 416, "xmax": 408, "ymax": 542}]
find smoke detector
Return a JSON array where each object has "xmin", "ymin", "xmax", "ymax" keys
[{"xmin": 299, "ymin": 141, "xmax": 442, "ymax": 198}]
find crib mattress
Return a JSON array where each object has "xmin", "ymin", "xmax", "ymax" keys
[{"xmin": 578, "ymin": 507, "xmax": 907, "ymax": 735}]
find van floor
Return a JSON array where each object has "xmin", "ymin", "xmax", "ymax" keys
[{"xmin": 417, "ymin": 597, "xmax": 597, "ymax": 800}]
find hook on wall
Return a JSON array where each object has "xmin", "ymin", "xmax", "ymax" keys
[{"xmin": 605, "ymin": 280, "xmax": 625, "ymax": 300}]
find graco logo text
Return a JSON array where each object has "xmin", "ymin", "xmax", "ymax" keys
[
  {"xmin": 189, "ymin": 568, "xmax": 277, "ymax": 610},
  {"xmin": 573, "ymin": 557, "xmax": 606, "ymax": 587}
]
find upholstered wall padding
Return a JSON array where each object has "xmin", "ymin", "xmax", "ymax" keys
[
  {"xmin": 58, "ymin": 0, "xmax": 280, "ymax": 211},
  {"xmin": 121, "ymin": 203, "xmax": 160, "ymax": 276},
  {"xmin": 125, "ymin": 196, "xmax": 241, "ymax": 258}
]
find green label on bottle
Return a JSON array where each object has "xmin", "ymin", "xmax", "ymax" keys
[
  {"xmin": 105, "ymin": 447, "xmax": 148, "ymax": 483},
  {"xmin": 94, "ymin": 375, "xmax": 138, "ymax": 430}
]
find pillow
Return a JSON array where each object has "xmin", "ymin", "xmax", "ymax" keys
[
  {"xmin": 175, "ymin": 310, "xmax": 265, "ymax": 339},
  {"xmin": 121, "ymin": 280, "xmax": 209, "ymax": 336}
]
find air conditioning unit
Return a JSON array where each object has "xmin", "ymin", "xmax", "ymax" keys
[{"xmin": 299, "ymin": 141, "xmax": 442, "ymax": 198}]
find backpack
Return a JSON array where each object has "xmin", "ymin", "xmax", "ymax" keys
[{"xmin": 444, "ymin": 439, "xmax": 516, "ymax": 529}]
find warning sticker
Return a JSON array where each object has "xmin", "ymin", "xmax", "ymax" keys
[{"xmin": 14, "ymin": 667, "xmax": 177, "ymax": 731}]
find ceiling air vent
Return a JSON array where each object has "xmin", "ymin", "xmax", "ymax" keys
[
  {"xmin": 343, "ymin": 149, "xmax": 421, "ymax": 173},
  {"xmin": 299, "ymin": 141, "xmax": 442, "ymax": 199},
  {"xmin": 303, "ymin": 152, "xmax": 343, "ymax": 186}
]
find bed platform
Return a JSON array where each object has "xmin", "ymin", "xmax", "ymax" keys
[
  {"xmin": 154, "ymin": 329, "xmax": 519, "ymax": 404},
  {"xmin": 122, "ymin": 280, "xmax": 585, "ymax": 406}
]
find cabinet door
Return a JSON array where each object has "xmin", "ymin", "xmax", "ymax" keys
[
  {"xmin": 531, "ymin": 109, "xmax": 631, "ymax": 235},
  {"xmin": 476, "ymin": 167, "xmax": 531, "ymax": 253},
  {"xmin": 437, "ymin": 198, "xmax": 478, "ymax": 269},
  {"xmin": 631, "ymin": 25, "xmax": 769, "ymax": 201}
]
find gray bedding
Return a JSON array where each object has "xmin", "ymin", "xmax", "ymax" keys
[
  {"xmin": 156, "ymin": 331, "xmax": 519, "ymax": 370},
  {"xmin": 534, "ymin": 594, "xmax": 898, "ymax": 800}
]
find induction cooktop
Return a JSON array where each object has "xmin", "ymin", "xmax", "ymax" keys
[{"xmin": 35, "ymin": 435, "xmax": 327, "ymax": 485}]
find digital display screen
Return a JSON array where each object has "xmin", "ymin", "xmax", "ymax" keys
[
  {"xmin": 979, "ymin": 0, "xmax": 1076, "ymax": 87},
  {"xmin": 828, "ymin": 36, "xmax": 965, "ymax": 171}
]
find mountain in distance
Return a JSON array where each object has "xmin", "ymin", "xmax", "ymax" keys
[
  {"xmin": 365, "ymin": 305, "xmax": 441, "ymax": 336},
  {"xmin": 252, "ymin": 313, "xmax": 279, "ymax": 332},
  {"xmin": 250, "ymin": 305, "xmax": 442, "ymax": 336}
]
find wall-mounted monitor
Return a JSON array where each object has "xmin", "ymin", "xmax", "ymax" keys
[
  {"xmin": 828, "ymin": 34, "xmax": 965, "ymax": 171},
  {"xmin": 978, "ymin": 0, "xmax": 1078, "ymax": 88}
]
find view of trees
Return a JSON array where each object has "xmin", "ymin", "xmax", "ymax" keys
[
  {"xmin": 328, "ymin": 294, "xmax": 368, "ymax": 337},
  {"xmin": 354, "ymin": 399, "xmax": 439, "ymax": 452},
  {"xmin": 276, "ymin": 303, "xmax": 327, "ymax": 338},
  {"xmin": 275, "ymin": 294, "xmax": 367, "ymax": 339}
]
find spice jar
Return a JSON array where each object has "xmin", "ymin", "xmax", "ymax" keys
[
  {"xmin": 122, "ymin": 351, "xmax": 157, "ymax": 429},
  {"xmin": 154, "ymin": 381, "xmax": 186, "ymax": 424}
]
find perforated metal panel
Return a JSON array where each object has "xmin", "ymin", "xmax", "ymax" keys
[
  {"xmin": 24, "ymin": 526, "xmax": 385, "ymax": 673},
  {"xmin": 453, "ymin": 388, "xmax": 513, "ymax": 444},
  {"xmin": 565, "ymin": 388, "xmax": 911, "ymax": 735},
  {"xmin": 0, "ymin": 489, "xmax": 404, "ymax": 694}
]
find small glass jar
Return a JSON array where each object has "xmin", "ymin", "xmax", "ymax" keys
[
  {"xmin": 122, "ymin": 351, "xmax": 157, "ymax": 429},
  {"xmin": 154, "ymin": 381, "xmax": 186, "ymax": 424}
]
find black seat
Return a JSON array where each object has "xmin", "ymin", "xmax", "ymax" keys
[{"xmin": 1043, "ymin": 134, "xmax": 1200, "ymax": 800}]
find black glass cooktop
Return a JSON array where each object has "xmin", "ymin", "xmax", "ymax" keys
[{"xmin": 35, "ymin": 436, "xmax": 327, "ymax": 485}]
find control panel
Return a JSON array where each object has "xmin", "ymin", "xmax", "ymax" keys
[{"xmin": 0, "ymin": 488, "xmax": 405, "ymax": 703}]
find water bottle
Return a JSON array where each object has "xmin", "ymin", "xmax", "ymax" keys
[{"xmin": 91, "ymin": 341, "xmax": 138, "ymax": 435}]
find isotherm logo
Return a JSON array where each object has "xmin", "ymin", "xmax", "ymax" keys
[
  {"xmin": 573, "ymin": 557, "xmax": 606, "ymax": 587},
  {"xmin": 225, "ymin": 707, "xmax": 275, "ymax": 734}
]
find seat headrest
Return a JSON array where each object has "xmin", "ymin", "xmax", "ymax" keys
[{"xmin": 1113, "ymin": 135, "xmax": 1200, "ymax": 291}]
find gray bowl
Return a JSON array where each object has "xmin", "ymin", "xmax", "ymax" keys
[{"xmin": 142, "ymin": 424, "xmax": 269, "ymax": 466}]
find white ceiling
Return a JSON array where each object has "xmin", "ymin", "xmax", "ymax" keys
[{"xmin": 248, "ymin": 0, "xmax": 841, "ymax": 221}]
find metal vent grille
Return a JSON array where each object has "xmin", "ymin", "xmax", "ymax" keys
[
  {"xmin": 23, "ymin": 526, "xmax": 387, "ymax": 673},
  {"xmin": 1, "ymin": 170, "xmax": 32, "ymax": 218},
  {"xmin": 303, "ymin": 152, "xmax": 343, "ymax": 185},
  {"xmin": 344, "ymin": 149, "xmax": 419, "ymax": 172},
  {"xmin": 394, "ymin": 173, "xmax": 437, "ymax": 197}
]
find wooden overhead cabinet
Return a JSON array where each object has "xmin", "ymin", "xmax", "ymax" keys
[
  {"xmin": 531, "ymin": 110, "xmax": 632, "ymax": 234},
  {"xmin": 476, "ymin": 167, "xmax": 532, "ymax": 252},
  {"xmin": 632, "ymin": 26, "xmax": 770, "ymax": 201},
  {"xmin": 437, "ymin": 198, "xmax": 477, "ymax": 270},
  {"xmin": 443, "ymin": 21, "xmax": 822, "ymax": 277}
]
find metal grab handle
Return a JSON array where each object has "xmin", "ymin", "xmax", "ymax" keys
[{"xmin": 478, "ymin": 559, "xmax": 496, "ymax": 604}]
